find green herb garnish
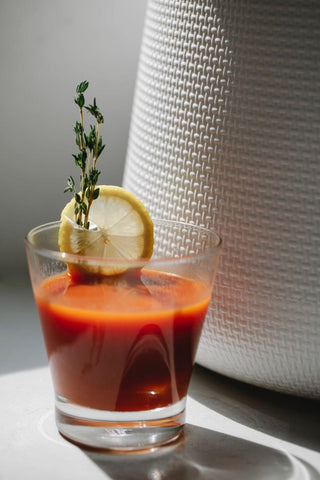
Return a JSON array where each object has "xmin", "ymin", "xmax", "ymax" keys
[{"xmin": 64, "ymin": 81, "xmax": 105, "ymax": 229}]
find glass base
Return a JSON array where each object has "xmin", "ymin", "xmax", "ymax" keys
[{"xmin": 55, "ymin": 395, "xmax": 186, "ymax": 453}]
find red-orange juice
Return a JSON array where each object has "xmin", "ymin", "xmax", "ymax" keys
[{"xmin": 35, "ymin": 270, "xmax": 210, "ymax": 412}]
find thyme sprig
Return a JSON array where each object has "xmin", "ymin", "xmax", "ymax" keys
[{"xmin": 64, "ymin": 81, "xmax": 105, "ymax": 229}]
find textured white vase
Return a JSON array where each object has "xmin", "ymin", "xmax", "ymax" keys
[{"xmin": 123, "ymin": 0, "xmax": 320, "ymax": 398}]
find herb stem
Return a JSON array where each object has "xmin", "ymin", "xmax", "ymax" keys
[
  {"xmin": 86, "ymin": 149, "xmax": 93, "ymax": 177},
  {"xmin": 77, "ymin": 108, "xmax": 86, "ymax": 226}
]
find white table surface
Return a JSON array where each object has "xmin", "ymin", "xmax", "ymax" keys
[{"xmin": 1, "ymin": 280, "xmax": 320, "ymax": 479}]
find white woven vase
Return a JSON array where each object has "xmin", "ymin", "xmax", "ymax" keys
[{"xmin": 123, "ymin": 0, "xmax": 320, "ymax": 398}]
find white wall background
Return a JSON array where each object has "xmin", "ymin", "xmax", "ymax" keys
[{"xmin": 0, "ymin": 0, "xmax": 148, "ymax": 279}]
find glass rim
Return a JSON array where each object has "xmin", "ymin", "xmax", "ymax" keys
[{"xmin": 24, "ymin": 219, "xmax": 222, "ymax": 266}]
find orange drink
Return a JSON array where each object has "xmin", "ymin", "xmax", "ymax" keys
[{"xmin": 35, "ymin": 270, "xmax": 210, "ymax": 412}]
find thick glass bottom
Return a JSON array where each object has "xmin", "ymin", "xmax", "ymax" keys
[{"xmin": 55, "ymin": 395, "xmax": 186, "ymax": 453}]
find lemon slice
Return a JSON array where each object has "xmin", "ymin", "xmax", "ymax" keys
[{"xmin": 58, "ymin": 185, "xmax": 153, "ymax": 275}]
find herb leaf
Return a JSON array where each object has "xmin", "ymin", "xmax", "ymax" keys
[
  {"xmin": 65, "ymin": 81, "xmax": 106, "ymax": 228},
  {"xmin": 76, "ymin": 80, "xmax": 89, "ymax": 93}
]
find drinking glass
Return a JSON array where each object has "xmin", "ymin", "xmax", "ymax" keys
[{"xmin": 25, "ymin": 219, "xmax": 222, "ymax": 452}]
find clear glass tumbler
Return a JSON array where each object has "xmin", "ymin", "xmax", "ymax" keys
[{"xmin": 25, "ymin": 219, "xmax": 221, "ymax": 452}]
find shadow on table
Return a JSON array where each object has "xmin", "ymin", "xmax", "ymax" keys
[
  {"xmin": 85, "ymin": 424, "xmax": 319, "ymax": 480},
  {"xmin": 189, "ymin": 365, "xmax": 320, "ymax": 453}
]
